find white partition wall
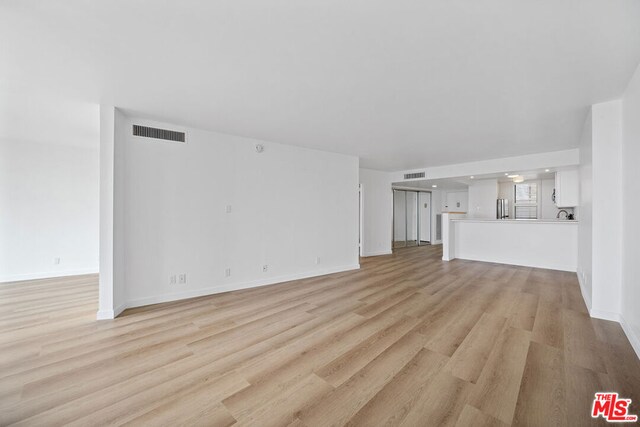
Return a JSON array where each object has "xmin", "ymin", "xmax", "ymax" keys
[
  {"xmin": 448, "ymin": 219, "xmax": 578, "ymax": 271},
  {"xmin": 442, "ymin": 214, "xmax": 578, "ymax": 271},
  {"xmin": 98, "ymin": 111, "xmax": 360, "ymax": 318},
  {"xmin": 621, "ymin": 63, "xmax": 640, "ymax": 358},
  {"xmin": 359, "ymin": 169, "xmax": 392, "ymax": 257}
]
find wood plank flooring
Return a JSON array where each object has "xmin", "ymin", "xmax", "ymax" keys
[{"xmin": 1, "ymin": 246, "xmax": 638, "ymax": 426}]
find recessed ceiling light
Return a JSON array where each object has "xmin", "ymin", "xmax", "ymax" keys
[
  {"xmin": 505, "ymin": 173, "xmax": 509, "ymax": 176},
  {"xmin": 470, "ymin": 176, "xmax": 474, "ymax": 179},
  {"xmin": 545, "ymin": 169, "xmax": 550, "ymax": 172},
  {"xmin": 513, "ymin": 176, "xmax": 524, "ymax": 183},
  {"xmin": 507, "ymin": 174, "xmax": 519, "ymax": 178},
  {"xmin": 432, "ymin": 185, "xmax": 437, "ymax": 188}
]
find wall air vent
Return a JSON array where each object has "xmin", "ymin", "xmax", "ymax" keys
[
  {"xmin": 404, "ymin": 172, "xmax": 425, "ymax": 180},
  {"xmin": 132, "ymin": 125, "xmax": 186, "ymax": 143}
]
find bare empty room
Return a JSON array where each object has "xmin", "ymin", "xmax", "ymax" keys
[{"xmin": 1, "ymin": 1, "xmax": 640, "ymax": 426}]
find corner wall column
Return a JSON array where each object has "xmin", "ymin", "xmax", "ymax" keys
[{"xmin": 97, "ymin": 104, "xmax": 116, "ymax": 320}]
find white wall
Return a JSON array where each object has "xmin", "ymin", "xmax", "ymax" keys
[
  {"xmin": 443, "ymin": 191, "xmax": 468, "ymax": 212},
  {"xmin": 98, "ymin": 105, "xmax": 128, "ymax": 319},
  {"xmin": 591, "ymin": 100, "xmax": 623, "ymax": 319},
  {"xmin": 621, "ymin": 63, "xmax": 640, "ymax": 357},
  {"xmin": 467, "ymin": 179, "xmax": 498, "ymax": 219},
  {"xmin": 540, "ymin": 179, "xmax": 562, "ymax": 219},
  {"xmin": 98, "ymin": 105, "xmax": 115, "ymax": 318},
  {"xmin": 578, "ymin": 112, "xmax": 593, "ymax": 310},
  {"xmin": 576, "ymin": 78, "xmax": 640, "ymax": 359},
  {"xmin": 99, "ymin": 113, "xmax": 360, "ymax": 314},
  {"xmin": 359, "ymin": 168, "xmax": 392, "ymax": 256},
  {"xmin": 0, "ymin": 139, "xmax": 99, "ymax": 282}
]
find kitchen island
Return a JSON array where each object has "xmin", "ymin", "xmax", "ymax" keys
[{"xmin": 442, "ymin": 213, "xmax": 578, "ymax": 271}]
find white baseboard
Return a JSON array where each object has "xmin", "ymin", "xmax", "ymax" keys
[
  {"xmin": 587, "ymin": 309, "xmax": 640, "ymax": 361},
  {"xmin": 124, "ymin": 263, "xmax": 361, "ymax": 310},
  {"xmin": 577, "ymin": 272, "xmax": 592, "ymax": 312},
  {"xmin": 96, "ymin": 303, "xmax": 127, "ymax": 320},
  {"xmin": 361, "ymin": 250, "xmax": 392, "ymax": 257},
  {"xmin": 96, "ymin": 310, "xmax": 114, "ymax": 320},
  {"xmin": 0, "ymin": 269, "xmax": 99, "ymax": 283},
  {"xmin": 619, "ymin": 314, "xmax": 640, "ymax": 361},
  {"xmin": 579, "ymin": 274, "xmax": 639, "ymax": 361},
  {"xmin": 576, "ymin": 270, "xmax": 612, "ymax": 319},
  {"xmin": 589, "ymin": 308, "xmax": 620, "ymax": 322}
]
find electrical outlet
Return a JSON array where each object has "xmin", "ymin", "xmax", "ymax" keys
[
  {"xmin": 225, "ymin": 268, "xmax": 231, "ymax": 277},
  {"xmin": 262, "ymin": 265, "xmax": 268, "ymax": 273},
  {"xmin": 178, "ymin": 274, "xmax": 187, "ymax": 284},
  {"xmin": 225, "ymin": 205, "xmax": 232, "ymax": 213},
  {"xmin": 169, "ymin": 275, "xmax": 177, "ymax": 285},
  {"xmin": 53, "ymin": 257, "xmax": 60, "ymax": 265}
]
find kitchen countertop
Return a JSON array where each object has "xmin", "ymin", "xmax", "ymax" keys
[{"xmin": 450, "ymin": 218, "xmax": 578, "ymax": 224}]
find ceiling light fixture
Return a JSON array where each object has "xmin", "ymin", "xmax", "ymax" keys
[
  {"xmin": 432, "ymin": 185, "xmax": 437, "ymax": 188},
  {"xmin": 470, "ymin": 176, "xmax": 474, "ymax": 179},
  {"xmin": 505, "ymin": 173, "xmax": 509, "ymax": 176},
  {"xmin": 545, "ymin": 169, "xmax": 550, "ymax": 172},
  {"xmin": 507, "ymin": 174, "xmax": 519, "ymax": 178},
  {"xmin": 513, "ymin": 176, "xmax": 524, "ymax": 183}
]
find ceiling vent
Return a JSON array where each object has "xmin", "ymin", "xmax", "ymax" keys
[
  {"xmin": 132, "ymin": 124, "xmax": 186, "ymax": 143},
  {"xmin": 404, "ymin": 172, "xmax": 425, "ymax": 180}
]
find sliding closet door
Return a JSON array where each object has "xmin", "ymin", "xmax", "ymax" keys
[
  {"xmin": 418, "ymin": 192, "xmax": 431, "ymax": 244},
  {"xmin": 393, "ymin": 190, "xmax": 407, "ymax": 248},
  {"xmin": 406, "ymin": 191, "xmax": 418, "ymax": 247},
  {"xmin": 394, "ymin": 190, "xmax": 431, "ymax": 249}
]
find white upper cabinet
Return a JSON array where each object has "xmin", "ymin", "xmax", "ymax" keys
[{"xmin": 554, "ymin": 169, "xmax": 579, "ymax": 207}]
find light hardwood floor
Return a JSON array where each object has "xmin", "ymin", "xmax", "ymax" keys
[{"xmin": 1, "ymin": 246, "xmax": 638, "ymax": 426}]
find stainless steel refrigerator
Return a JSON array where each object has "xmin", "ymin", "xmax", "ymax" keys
[{"xmin": 497, "ymin": 199, "xmax": 509, "ymax": 219}]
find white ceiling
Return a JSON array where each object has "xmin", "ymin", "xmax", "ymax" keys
[
  {"xmin": 1, "ymin": 0, "xmax": 639, "ymax": 169},
  {"xmin": 393, "ymin": 179, "xmax": 469, "ymax": 192}
]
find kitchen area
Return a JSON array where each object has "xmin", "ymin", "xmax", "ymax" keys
[
  {"xmin": 392, "ymin": 167, "xmax": 580, "ymax": 272},
  {"xmin": 442, "ymin": 168, "xmax": 579, "ymax": 271}
]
